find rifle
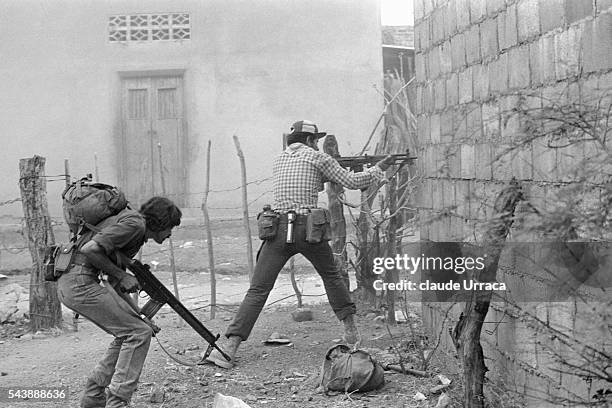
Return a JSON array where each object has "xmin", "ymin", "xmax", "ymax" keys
[
  {"xmin": 117, "ymin": 253, "xmax": 231, "ymax": 364},
  {"xmin": 334, "ymin": 150, "xmax": 417, "ymax": 172}
]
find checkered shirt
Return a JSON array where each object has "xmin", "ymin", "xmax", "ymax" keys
[{"xmin": 272, "ymin": 143, "xmax": 384, "ymax": 214}]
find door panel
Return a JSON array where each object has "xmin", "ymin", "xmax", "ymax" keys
[{"xmin": 120, "ymin": 75, "xmax": 185, "ymax": 208}]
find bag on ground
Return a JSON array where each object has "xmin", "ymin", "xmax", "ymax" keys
[{"xmin": 320, "ymin": 344, "xmax": 385, "ymax": 393}]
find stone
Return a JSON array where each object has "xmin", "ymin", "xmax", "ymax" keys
[
  {"xmin": 149, "ymin": 387, "xmax": 165, "ymax": 403},
  {"xmin": 291, "ymin": 308, "xmax": 313, "ymax": 322}
]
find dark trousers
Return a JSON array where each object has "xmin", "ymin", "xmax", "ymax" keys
[{"xmin": 226, "ymin": 220, "xmax": 355, "ymax": 341}]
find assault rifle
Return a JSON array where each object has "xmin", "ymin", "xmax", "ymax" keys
[
  {"xmin": 335, "ymin": 150, "xmax": 417, "ymax": 172},
  {"xmin": 117, "ymin": 253, "xmax": 231, "ymax": 364}
]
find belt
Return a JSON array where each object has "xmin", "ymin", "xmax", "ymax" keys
[
  {"xmin": 71, "ymin": 253, "xmax": 91, "ymax": 267},
  {"xmin": 278, "ymin": 213, "xmax": 308, "ymax": 224}
]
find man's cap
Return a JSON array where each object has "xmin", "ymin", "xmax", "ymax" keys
[{"xmin": 290, "ymin": 120, "xmax": 326, "ymax": 138}]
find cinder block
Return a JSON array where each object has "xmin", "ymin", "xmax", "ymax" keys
[
  {"xmin": 554, "ymin": 25, "xmax": 582, "ymax": 80},
  {"xmin": 429, "ymin": 46, "xmax": 441, "ymax": 79},
  {"xmin": 423, "ymin": 81, "xmax": 435, "ymax": 113},
  {"xmin": 481, "ymin": 102, "xmax": 500, "ymax": 140},
  {"xmin": 445, "ymin": 143, "xmax": 461, "ymax": 175},
  {"xmin": 450, "ymin": 32, "xmax": 467, "ymax": 70},
  {"xmin": 475, "ymin": 143, "xmax": 493, "ymax": 180},
  {"xmin": 517, "ymin": 0, "xmax": 540, "ymax": 42},
  {"xmin": 415, "ymin": 52, "xmax": 426, "ymax": 83},
  {"xmin": 453, "ymin": 109, "xmax": 468, "ymax": 141},
  {"xmin": 472, "ymin": 64, "xmax": 490, "ymax": 101},
  {"xmin": 414, "ymin": 0, "xmax": 425, "ymax": 21},
  {"xmin": 434, "ymin": 79, "xmax": 446, "ymax": 111},
  {"xmin": 532, "ymin": 139, "xmax": 558, "ymax": 182},
  {"xmin": 454, "ymin": 179, "xmax": 471, "ymax": 218},
  {"xmin": 459, "ymin": 66, "xmax": 473, "ymax": 104},
  {"xmin": 486, "ymin": 0, "xmax": 506, "ymax": 15},
  {"xmin": 511, "ymin": 144, "xmax": 534, "ymax": 180},
  {"xmin": 456, "ymin": 0, "xmax": 471, "ymax": 30},
  {"xmin": 442, "ymin": 179, "xmax": 456, "ymax": 212},
  {"xmin": 489, "ymin": 53, "xmax": 509, "ymax": 94},
  {"xmin": 431, "ymin": 173, "xmax": 444, "ymax": 209},
  {"xmin": 440, "ymin": 110, "xmax": 454, "ymax": 142},
  {"xmin": 460, "ymin": 144, "xmax": 476, "ymax": 179},
  {"xmin": 466, "ymin": 103, "xmax": 483, "ymax": 141},
  {"xmin": 509, "ymin": 45, "xmax": 531, "ymax": 89},
  {"xmin": 539, "ymin": 0, "xmax": 565, "ymax": 33},
  {"xmin": 565, "ymin": 0, "xmax": 593, "ymax": 24},
  {"xmin": 432, "ymin": 7, "xmax": 446, "ymax": 43},
  {"xmin": 492, "ymin": 144, "xmax": 514, "ymax": 180},
  {"xmin": 499, "ymin": 4, "xmax": 519, "ymax": 51},
  {"xmin": 423, "ymin": 0, "xmax": 433, "ymax": 16},
  {"xmin": 446, "ymin": 73, "xmax": 459, "ymax": 106},
  {"xmin": 465, "ymin": 24, "xmax": 481, "ymax": 64},
  {"xmin": 540, "ymin": 34, "xmax": 556, "ymax": 83},
  {"xmin": 416, "ymin": 86, "xmax": 423, "ymax": 115},
  {"xmin": 422, "ymin": 19, "xmax": 432, "ymax": 50},
  {"xmin": 446, "ymin": 0, "xmax": 458, "ymax": 35},
  {"xmin": 597, "ymin": 0, "xmax": 612, "ymax": 13},
  {"xmin": 439, "ymin": 40, "xmax": 453, "ymax": 74},
  {"xmin": 480, "ymin": 16, "xmax": 499, "ymax": 60},
  {"xmin": 583, "ymin": 12, "xmax": 612, "ymax": 73},
  {"xmin": 430, "ymin": 113, "xmax": 441, "ymax": 143},
  {"xmin": 470, "ymin": 0, "xmax": 487, "ymax": 23},
  {"xmin": 528, "ymin": 41, "xmax": 542, "ymax": 86},
  {"xmin": 417, "ymin": 114, "xmax": 428, "ymax": 144}
]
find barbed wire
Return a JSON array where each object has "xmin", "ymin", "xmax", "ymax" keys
[{"xmin": 0, "ymin": 198, "xmax": 22, "ymax": 207}]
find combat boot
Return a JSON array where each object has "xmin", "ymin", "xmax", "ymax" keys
[
  {"xmin": 204, "ymin": 335, "xmax": 242, "ymax": 369},
  {"xmin": 80, "ymin": 378, "xmax": 106, "ymax": 408},
  {"xmin": 105, "ymin": 391, "xmax": 129, "ymax": 407},
  {"xmin": 342, "ymin": 314, "xmax": 361, "ymax": 347}
]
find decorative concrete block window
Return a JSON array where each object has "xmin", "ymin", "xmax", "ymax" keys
[{"xmin": 108, "ymin": 13, "xmax": 190, "ymax": 42}]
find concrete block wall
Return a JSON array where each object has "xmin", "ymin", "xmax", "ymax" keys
[{"xmin": 414, "ymin": 0, "xmax": 612, "ymax": 404}]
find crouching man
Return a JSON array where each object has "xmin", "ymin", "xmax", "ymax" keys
[{"xmin": 57, "ymin": 197, "xmax": 181, "ymax": 407}]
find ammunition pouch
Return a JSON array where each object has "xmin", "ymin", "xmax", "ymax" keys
[
  {"xmin": 306, "ymin": 208, "xmax": 331, "ymax": 244},
  {"xmin": 44, "ymin": 242, "xmax": 76, "ymax": 282},
  {"xmin": 257, "ymin": 211, "xmax": 279, "ymax": 240}
]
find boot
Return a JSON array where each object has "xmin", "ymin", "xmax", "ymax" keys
[
  {"xmin": 342, "ymin": 314, "xmax": 361, "ymax": 347},
  {"xmin": 204, "ymin": 335, "xmax": 242, "ymax": 369},
  {"xmin": 80, "ymin": 378, "xmax": 106, "ymax": 408},
  {"xmin": 105, "ymin": 391, "xmax": 129, "ymax": 407}
]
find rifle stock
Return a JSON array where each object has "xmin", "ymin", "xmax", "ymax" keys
[{"xmin": 118, "ymin": 253, "xmax": 230, "ymax": 363}]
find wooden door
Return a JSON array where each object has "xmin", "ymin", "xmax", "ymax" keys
[{"xmin": 121, "ymin": 76, "xmax": 186, "ymax": 207}]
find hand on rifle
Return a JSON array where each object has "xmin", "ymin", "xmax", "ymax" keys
[
  {"xmin": 119, "ymin": 274, "xmax": 140, "ymax": 293},
  {"xmin": 376, "ymin": 155, "xmax": 395, "ymax": 171}
]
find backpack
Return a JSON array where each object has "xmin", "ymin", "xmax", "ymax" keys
[
  {"xmin": 319, "ymin": 344, "xmax": 385, "ymax": 393},
  {"xmin": 62, "ymin": 177, "xmax": 128, "ymax": 236}
]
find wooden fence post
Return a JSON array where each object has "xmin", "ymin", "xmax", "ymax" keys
[
  {"xmin": 232, "ymin": 135, "xmax": 254, "ymax": 281},
  {"xmin": 201, "ymin": 140, "xmax": 216, "ymax": 319},
  {"xmin": 157, "ymin": 143, "xmax": 180, "ymax": 300},
  {"xmin": 19, "ymin": 156, "xmax": 62, "ymax": 331},
  {"xmin": 322, "ymin": 135, "xmax": 350, "ymax": 291}
]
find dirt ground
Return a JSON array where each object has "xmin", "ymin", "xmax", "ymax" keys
[{"xmin": 0, "ymin": 220, "xmax": 462, "ymax": 408}]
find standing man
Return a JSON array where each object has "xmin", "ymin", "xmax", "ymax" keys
[
  {"xmin": 57, "ymin": 197, "xmax": 182, "ymax": 408},
  {"xmin": 206, "ymin": 120, "xmax": 393, "ymax": 369}
]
